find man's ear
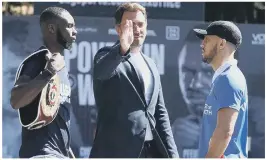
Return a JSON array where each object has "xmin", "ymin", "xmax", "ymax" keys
[
  {"xmin": 48, "ymin": 24, "xmax": 55, "ymax": 34},
  {"xmin": 219, "ymin": 39, "xmax": 227, "ymax": 50}
]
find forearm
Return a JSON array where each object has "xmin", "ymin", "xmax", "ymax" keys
[
  {"xmin": 93, "ymin": 44, "xmax": 130, "ymax": 80},
  {"xmin": 206, "ymin": 128, "xmax": 232, "ymax": 158},
  {"xmin": 10, "ymin": 70, "xmax": 53, "ymax": 109}
]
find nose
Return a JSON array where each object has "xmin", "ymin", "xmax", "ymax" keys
[
  {"xmin": 189, "ymin": 72, "xmax": 204, "ymax": 89},
  {"xmin": 133, "ymin": 23, "xmax": 140, "ymax": 33},
  {"xmin": 73, "ymin": 27, "xmax": 78, "ymax": 36},
  {"xmin": 200, "ymin": 41, "xmax": 204, "ymax": 49}
]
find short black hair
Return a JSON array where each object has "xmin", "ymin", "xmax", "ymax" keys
[{"xmin": 39, "ymin": 6, "xmax": 68, "ymax": 24}]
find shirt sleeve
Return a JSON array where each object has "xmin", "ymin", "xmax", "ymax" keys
[
  {"xmin": 19, "ymin": 57, "xmax": 42, "ymax": 79},
  {"xmin": 213, "ymin": 75, "xmax": 243, "ymax": 111}
]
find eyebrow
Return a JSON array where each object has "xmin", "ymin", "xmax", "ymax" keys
[{"xmin": 67, "ymin": 22, "xmax": 75, "ymax": 26}]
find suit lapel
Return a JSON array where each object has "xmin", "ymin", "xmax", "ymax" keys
[
  {"xmin": 123, "ymin": 53, "xmax": 160, "ymax": 108},
  {"xmin": 122, "ymin": 58, "xmax": 146, "ymax": 107},
  {"xmin": 141, "ymin": 54, "xmax": 159, "ymax": 108},
  {"xmin": 127, "ymin": 57, "xmax": 145, "ymax": 96}
]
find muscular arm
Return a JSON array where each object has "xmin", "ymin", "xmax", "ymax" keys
[
  {"xmin": 206, "ymin": 108, "xmax": 239, "ymax": 158},
  {"xmin": 206, "ymin": 75, "xmax": 244, "ymax": 158},
  {"xmin": 155, "ymin": 84, "xmax": 179, "ymax": 158},
  {"xmin": 10, "ymin": 54, "xmax": 55, "ymax": 110},
  {"xmin": 93, "ymin": 42, "xmax": 130, "ymax": 80},
  {"xmin": 10, "ymin": 70, "xmax": 54, "ymax": 109}
]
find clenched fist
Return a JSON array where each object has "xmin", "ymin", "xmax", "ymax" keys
[
  {"xmin": 44, "ymin": 51, "xmax": 65, "ymax": 75},
  {"xmin": 117, "ymin": 20, "xmax": 134, "ymax": 55}
]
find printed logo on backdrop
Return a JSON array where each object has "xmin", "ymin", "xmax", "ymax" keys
[
  {"xmin": 59, "ymin": 2, "xmax": 181, "ymax": 9},
  {"xmin": 166, "ymin": 26, "xmax": 180, "ymax": 40},
  {"xmin": 64, "ymin": 41, "xmax": 115, "ymax": 106},
  {"xmin": 64, "ymin": 40, "xmax": 165, "ymax": 106},
  {"xmin": 76, "ymin": 27, "xmax": 98, "ymax": 33},
  {"xmin": 33, "ymin": 2, "xmax": 204, "ymax": 21},
  {"xmin": 251, "ymin": 33, "xmax": 265, "ymax": 45},
  {"xmin": 79, "ymin": 146, "xmax": 92, "ymax": 158},
  {"xmin": 183, "ymin": 149, "xmax": 198, "ymax": 158}
]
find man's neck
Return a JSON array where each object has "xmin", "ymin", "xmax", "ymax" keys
[
  {"xmin": 211, "ymin": 53, "xmax": 234, "ymax": 71},
  {"xmin": 130, "ymin": 46, "xmax": 141, "ymax": 54},
  {"xmin": 44, "ymin": 41, "xmax": 64, "ymax": 55}
]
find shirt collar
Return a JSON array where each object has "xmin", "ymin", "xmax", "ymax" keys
[
  {"xmin": 129, "ymin": 51, "xmax": 142, "ymax": 57},
  {"xmin": 212, "ymin": 59, "xmax": 238, "ymax": 83}
]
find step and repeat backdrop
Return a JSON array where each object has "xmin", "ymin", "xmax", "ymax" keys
[
  {"xmin": 3, "ymin": 16, "xmax": 265, "ymax": 158},
  {"xmin": 33, "ymin": 2, "xmax": 205, "ymax": 21}
]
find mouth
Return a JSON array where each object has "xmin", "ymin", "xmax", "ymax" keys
[
  {"xmin": 187, "ymin": 95, "xmax": 207, "ymax": 100},
  {"xmin": 187, "ymin": 97, "xmax": 206, "ymax": 106},
  {"xmin": 134, "ymin": 34, "xmax": 142, "ymax": 38},
  {"xmin": 187, "ymin": 91, "xmax": 209, "ymax": 101},
  {"xmin": 71, "ymin": 37, "xmax": 76, "ymax": 42}
]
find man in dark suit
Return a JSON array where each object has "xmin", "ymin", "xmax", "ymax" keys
[{"xmin": 90, "ymin": 2, "xmax": 179, "ymax": 158}]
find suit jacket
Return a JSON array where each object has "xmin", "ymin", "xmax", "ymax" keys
[{"xmin": 90, "ymin": 41, "xmax": 179, "ymax": 158}]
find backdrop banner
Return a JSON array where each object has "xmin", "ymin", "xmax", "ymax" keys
[
  {"xmin": 3, "ymin": 16, "xmax": 264, "ymax": 158},
  {"xmin": 33, "ymin": 2, "xmax": 205, "ymax": 21}
]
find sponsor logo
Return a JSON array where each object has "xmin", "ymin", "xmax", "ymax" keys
[
  {"xmin": 76, "ymin": 27, "xmax": 98, "ymax": 33},
  {"xmin": 166, "ymin": 26, "xmax": 180, "ymax": 40},
  {"xmin": 203, "ymin": 104, "xmax": 212, "ymax": 115},
  {"xmin": 252, "ymin": 33, "xmax": 265, "ymax": 45},
  {"xmin": 59, "ymin": 2, "xmax": 181, "ymax": 9},
  {"xmin": 183, "ymin": 149, "xmax": 198, "ymax": 158},
  {"xmin": 79, "ymin": 146, "xmax": 92, "ymax": 158}
]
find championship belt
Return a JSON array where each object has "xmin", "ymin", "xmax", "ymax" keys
[
  {"xmin": 41, "ymin": 74, "xmax": 60, "ymax": 118},
  {"xmin": 31, "ymin": 74, "xmax": 61, "ymax": 130},
  {"xmin": 16, "ymin": 48, "xmax": 61, "ymax": 130}
]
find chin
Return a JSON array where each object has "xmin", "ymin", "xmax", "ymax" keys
[
  {"xmin": 131, "ymin": 42, "xmax": 142, "ymax": 48},
  {"xmin": 134, "ymin": 38, "xmax": 144, "ymax": 44},
  {"xmin": 202, "ymin": 57, "xmax": 210, "ymax": 64},
  {"xmin": 64, "ymin": 42, "xmax": 73, "ymax": 50}
]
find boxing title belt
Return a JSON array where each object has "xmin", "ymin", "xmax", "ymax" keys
[
  {"xmin": 30, "ymin": 73, "xmax": 61, "ymax": 130},
  {"xmin": 15, "ymin": 48, "xmax": 61, "ymax": 130}
]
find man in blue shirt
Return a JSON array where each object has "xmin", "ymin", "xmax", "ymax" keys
[{"xmin": 193, "ymin": 21, "xmax": 248, "ymax": 158}]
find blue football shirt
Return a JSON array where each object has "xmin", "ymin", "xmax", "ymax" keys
[{"xmin": 199, "ymin": 63, "xmax": 248, "ymax": 158}]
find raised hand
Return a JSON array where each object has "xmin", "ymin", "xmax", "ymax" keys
[
  {"xmin": 117, "ymin": 20, "xmax": 134, "ymax": 55},
  {"xmin": 45, "ymin": 51, "xmax": 65, "ymax": 75}
]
